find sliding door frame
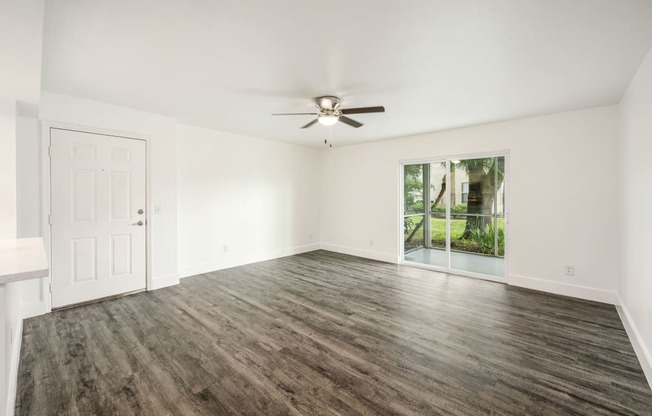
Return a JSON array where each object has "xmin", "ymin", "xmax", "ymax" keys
[{"xmin": 398, "ymin": 150, "xmax": 510, "ymax": 283}]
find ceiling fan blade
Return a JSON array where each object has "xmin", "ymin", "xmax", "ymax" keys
[
  {"xmin": 339, "ymin": 116, "xmax": 363, "ymax": 128},
  {"xmin": 272, "ymin": 112, "xmax": 319, "ymax": 116},
  {"xmin": 301, "ymin": 119, "xmax": 319, "ymax": 129},
  {"xmin": 340, "ymin": 106, "xmax": 385, "ymax": 115}
]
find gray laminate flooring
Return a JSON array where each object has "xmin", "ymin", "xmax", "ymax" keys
[{"xmin": 16, "ymin": 250, "xmax": 652, "ymax": 415}]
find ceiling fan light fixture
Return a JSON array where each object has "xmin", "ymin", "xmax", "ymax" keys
[{"xmin": 318, "ymin": 114, "xmax": 339, "ymax": 126}]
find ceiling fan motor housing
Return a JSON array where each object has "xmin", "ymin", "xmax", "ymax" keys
[{"xmin": 316, "ymin": 96, "xmax": 341, "ymax": 111}]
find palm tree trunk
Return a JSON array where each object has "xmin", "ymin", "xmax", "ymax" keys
[
  {"xmin": 405, "ymin": 217, "xmax": 425, "ymax": 243},
  {"xmin": 431, "ymin": 174, "xmax": 446, "ymax": 209}
]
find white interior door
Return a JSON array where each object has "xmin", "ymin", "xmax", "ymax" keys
[{"xmin": 50, "ymin": 128, "xmax": 147, "ymax": 308}]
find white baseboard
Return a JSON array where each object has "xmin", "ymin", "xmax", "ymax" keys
[
  {"xmin": 319, "ymin": 243, "xmax": 397, "ymax": 264},
  {"xmin": 150, "ymin": 273, "xmax": 180, "ymax": 290},
  {"xmin": 616, "ymin": 296, "xmax": 652, "ymax": 390},
  {"xmin": 20, "ymin": 301, "xmax": 48, "ymax": 320},
  {"xmin": 508, "ymin": 274, "xmax": 617, "ymax": 304},
  {"xmin": 179, "ymin": 243, "xmax": 321, "ymax": 278},
  {"xmin": 6, "ymin": 319, "xmax": 23, "ymax": 416}
]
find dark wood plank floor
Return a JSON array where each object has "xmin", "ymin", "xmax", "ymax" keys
[{"xmin": 16, "ymin": 250, "xmax": 652, "ymax": 415}]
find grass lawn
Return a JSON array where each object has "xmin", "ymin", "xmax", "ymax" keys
[
  {"xmin": 404, "ymin": 216, "xmax": 505, "ymax": 253},
  {"xmin": 432, "ymin": 217, "xmax": 505, "ymax": 239}
]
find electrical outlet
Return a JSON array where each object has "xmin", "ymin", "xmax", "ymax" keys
[
  {"xmin": 564, "ymin": 265, "xmax": 575, "ymax": 276},
  {"xmin": 369, "ymin": 239, "xmax": 374, "ymax": 247},
  {"xmin": 223, "ymin": 244, "xmax": 229, "ymax": 253},
  {"xmin": 309, "ymin": 234, "xmax": 313, "ymax": 240}
]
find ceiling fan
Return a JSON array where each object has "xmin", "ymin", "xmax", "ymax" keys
[{"xmin": 272, "ymin": 96, "xmax": 385, "ymax": 129}]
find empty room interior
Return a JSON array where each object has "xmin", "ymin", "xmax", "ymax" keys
[{"xmin": 2, "ymin": 1, "xmax": 652, "ymax": 415}]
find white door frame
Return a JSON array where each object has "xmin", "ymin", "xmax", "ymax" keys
[
  {"xmin": 41, "ymin": 121, "xmax": 152, "ymax": 312},
  {"xmin": 398, "ymin": 150, "xmax": 511, "ymax": 284}
]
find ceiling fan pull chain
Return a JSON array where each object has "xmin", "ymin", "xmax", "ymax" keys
[{"xmin": 329, "ymin": 125, "xmax": 333, "ymax": 148}]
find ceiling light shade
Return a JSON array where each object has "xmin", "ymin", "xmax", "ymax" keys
[{"xmin": 318, "ymin": 114, "xmax": 339, "ymax": 126}]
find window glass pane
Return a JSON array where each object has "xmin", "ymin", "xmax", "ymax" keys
[
  {"xmin": 450, "ymin": 215, "xmax": 504, "ymax": 256},
  {"xmin": 430, "ymin": 212, "xmax": 446, "ymax": 250},
  {"xmin": 403, "ymin": 215, "xmax": 425, "ymax": 253},
  {"xmin": 450, "ymin": 214, "xmax": 505, "ymax": 276},
  {"xmin": 450, "ymin": 158, "xmax": 504, "ymax": 216},
  {"xmin": 403, "ymin": 164, "xmax": 424, "ymax": 214},
  {"xmin": 496, "ymin": 156, "xmax": 506, "ymax": 215},
  {"xmin": 450, "ymin": 156, "xmax": 506, "ymax": 261},
  {"xmin": 429, "ymin": 162, "xmax": 447, "ymax": 213},
  {"xmin": 429, "ymin": 162, "xmax": 447, "ymax": 251}
]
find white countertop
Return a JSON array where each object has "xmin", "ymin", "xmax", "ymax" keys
[{"xmin": 0, "ymin": 237, "xmax": 49, "ymax": 285}]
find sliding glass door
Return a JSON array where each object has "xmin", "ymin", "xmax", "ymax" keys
[{"xmin": 401, "ymin": 155, "xmax": 506, "ymax": 279}]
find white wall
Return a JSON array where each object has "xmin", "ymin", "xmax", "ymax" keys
[
  {"xmin": 0, "ymin": 1, "xmax": 45, "ymax": 414},
  {"xmin": 618, "ymin": 46, "xmax": 652, "ymax": 383},
  {"xmin": 0, "ymin": 0, "xmax": 44, "ymax": 107},
  {"xmin": 39, "ymin": 91, "xmax": 179, "ymax": 289},
  {"xmin": 0, "ymin": 101, "xmax": 18, "ymax": 239},
  {"xmin": 16, "ymin": 116, "xmax": 41, "ymax": 239},
  {"xmin": 16, "ymin": 116, "xmax": 47, "ymax": 318},
  {"xmin": 0, "ymin": 98, "xmax": 18, "ymax": 416},
  {"xmin": 177, "ymin": 124, "xmax": 321, "ymax": 277},
  {"xmin": 321, "ymin": 105, "xmax": 620, "ymax": 304}
]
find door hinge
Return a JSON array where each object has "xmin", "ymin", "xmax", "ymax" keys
[
  {"xmin": 48, "ymin": 146, "xmax": 51, "ymax": 157},
  {"xmin": 49, "ymin": 283, "xmax": 52, "ymax": 293},
  {"xmin": 48, "ymin": 214, "xmax": 52, "ymax": 225}
]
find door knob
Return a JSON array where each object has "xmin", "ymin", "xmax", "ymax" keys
[
  {"xmin": 137, "ymin": 209, "xmax": 144, "ymax": 215},
  {"xmin": 131, "ymin": 220, "xmax": 144, "ymax": 226}
]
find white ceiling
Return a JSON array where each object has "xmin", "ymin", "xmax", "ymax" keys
[{"xmin": 41, "ymin": 0, "xmax": 652, "ymax": 147}]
